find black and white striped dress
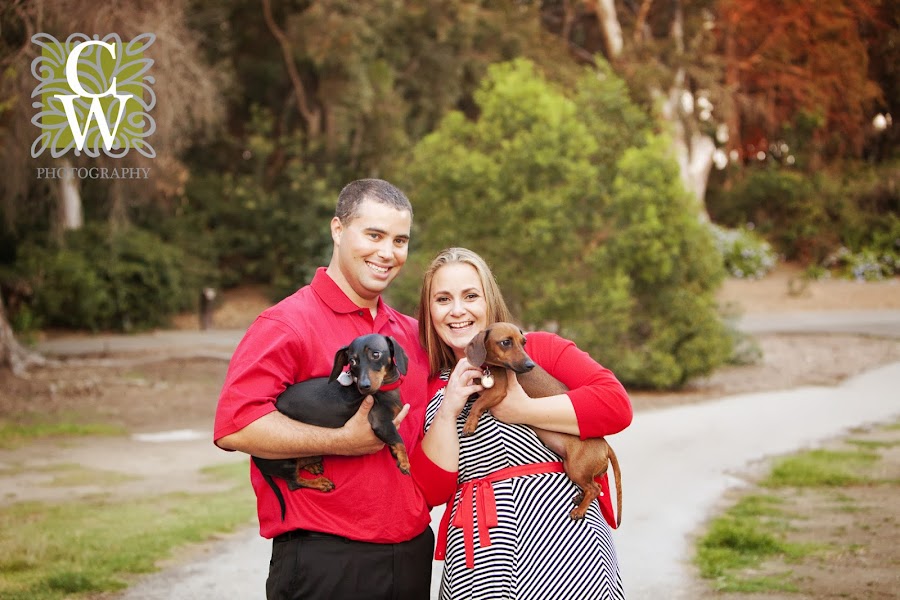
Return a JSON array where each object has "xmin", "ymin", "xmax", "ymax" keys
[{"xmin": 426, "ymin": 372, "xmax": 626, "ymax": 600}]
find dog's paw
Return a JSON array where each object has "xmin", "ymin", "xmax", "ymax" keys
[
  {"xmin": 304, "ymin": 462, "xmax": 325, "ymax": 475},
  {"xmin": 568, "ymin": 508, "xmax": 588, "ymax": 521},
  {"xmin": 312, "ymin": 478, "xmax": 336, "ymax": 493}
]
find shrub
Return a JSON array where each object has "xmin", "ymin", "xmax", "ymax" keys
[
  {"xmin": 709, "ymin": 223, "xmax": 779, "ymax": 279},
  {"xmin": 707, "ymin": 160, "xmax": 900, "ymax": 278},
  {"xmin": 401, "ymin": 59, "xmax": 733, "ymax": 389},
  {"xmin": 595, "ymin": 136, "xmax": 734, "ymax": 388},
  {"xmin": 706, "ymin": 167, "xmax": 835, "ymax": 264},
  {"xmin": 17, "ymin": 225, "xmax": 200, "ymax": 331}
]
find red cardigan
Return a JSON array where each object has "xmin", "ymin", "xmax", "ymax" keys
[{"xmin": 410, "ymin": 331, "xmax": 632, "ymax": 528}]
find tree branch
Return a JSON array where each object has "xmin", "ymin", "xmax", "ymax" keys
[{"xmin": 260, "ymin": 0, "xmax": 319, "ymax": 137}]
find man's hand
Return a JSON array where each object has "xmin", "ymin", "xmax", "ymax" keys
[{"xmin": 336, "ymin": 396, "xmax": 410, "ymax": 456}]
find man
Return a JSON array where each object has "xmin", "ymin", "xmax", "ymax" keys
[{"xmin": 214, "ymin": 179, "xmax": 433, "ymax": 599}]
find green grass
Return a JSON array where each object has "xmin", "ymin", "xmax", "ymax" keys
[
  {"xmin": 0, "ymin": 421, "xmax": 125, "ymax": 449},
  {"xmin": 39, "ymin": 464, "xmax": 139, "ymax": 487},
  {"xmin": 695, "ymin": 494, "xmax": 811, "ymax": 590},
  {"xmin": 763, "ymin": 448, "xmax": 881, "ymax": 488},
  {"xmin": 846, "ymin": 438, "xmax": 900, "ymax": 450},
  {"xmin": 695, "ymin": 442, "xmax": 889, "ymax": 593},
  {"xmin": 0, "ymin": 461, "xmax": 255, "ymax": 600}
]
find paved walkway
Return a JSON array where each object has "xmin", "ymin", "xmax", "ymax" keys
[
  {"xmin": 111, "ymin": 362, "xmax": 900, "ymax": 600},
  {"xmin": 32, "ymin": 311, "xmax": 900, "ymax": 599}
]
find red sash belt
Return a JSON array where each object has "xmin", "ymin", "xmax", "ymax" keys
[{"xmin": 434, "ymin": 461, "xmax": 565, "ymax": 569}]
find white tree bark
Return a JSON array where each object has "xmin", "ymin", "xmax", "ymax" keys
[
  {"xmin": 589, "ymin": 0, "xmax": 623, "ymax": 58},
  {"xmin": 658, "ymin": 69, "xmax": 715, "ymax": 219},
  {"xmin": 59, "ymin": 157, "xmax": 83, "ymax": 230}
]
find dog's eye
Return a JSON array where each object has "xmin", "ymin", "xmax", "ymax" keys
[
  {"xmin": 371, "ymin": 351, "xmax": 382, "ymax": 359},
  {"xmin": 349, "ymin": 357, "xmax": 358, "ymax": 366},
  {"xmin": 500, "ymin": 339, "xmax": 511, "ymax": 348}
]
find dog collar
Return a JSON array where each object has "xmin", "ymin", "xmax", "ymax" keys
[{"xmin": 379, "ymin": 375, "xmax": 404, "ymax": 392}]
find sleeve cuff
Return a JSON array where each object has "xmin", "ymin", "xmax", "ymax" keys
[{"xmin": 409, "ymin": 444, "xmax": 458, "ymax": 508}]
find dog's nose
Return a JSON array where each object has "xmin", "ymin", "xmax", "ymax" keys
[
  {"xmin": 357, "ymin": 374, "xmax": 373, "ymax": 393},
  {"xmin": 523, "ymin": 360, "xmax": 535, "ymax": 371}
]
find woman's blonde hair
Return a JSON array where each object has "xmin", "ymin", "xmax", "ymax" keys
[{"xmin": 417, "ymin": 248, "xmax": 513, "ymax": 376}]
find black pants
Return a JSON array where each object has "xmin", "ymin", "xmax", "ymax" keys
[{"xmin": 266, "ymin": 526, "xmax": 435, "ymax": 600}]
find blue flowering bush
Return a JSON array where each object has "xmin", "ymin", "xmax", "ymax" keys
[
  {"xmin": 710, "ymin": 223, "xmax": 779, "ymax": 279},
  {"xmin": 823, "ymin": 246, "xmax": 899, "ymax": 281}
]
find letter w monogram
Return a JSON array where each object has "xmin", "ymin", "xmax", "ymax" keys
[{"xmin": 54, "ymin": 40, "xmax": 132, "ymax": 152}]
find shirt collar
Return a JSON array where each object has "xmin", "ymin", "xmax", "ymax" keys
[{"xmin": 310, "ymin": 267, "xmax": 387, "ymax": 316}]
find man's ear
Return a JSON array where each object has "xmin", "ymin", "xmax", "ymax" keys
[{"xmin": 330, "ymin": 216, "xmax": 343, "ymax": 245}]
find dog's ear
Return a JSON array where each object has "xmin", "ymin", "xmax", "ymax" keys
[
  {"xmin": 465, "ymin": 328, "xmax": 489, "ymax": 366},
  {"xmin": 386, "ymin": 337, "xmax": 409, "ymax": 375},
  {"xmin": 329, "ymin": 346, "xmax": 351, "ymax": 382}
]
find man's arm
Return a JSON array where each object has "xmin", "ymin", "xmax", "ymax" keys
[{"xmin": 216, "ymin": 396, "xmax": 410, "ymax": 458}]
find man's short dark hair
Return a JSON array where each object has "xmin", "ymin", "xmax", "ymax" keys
[{"xmin": 335, "ymin": 179, "xmax": 413, "ymax": 223}]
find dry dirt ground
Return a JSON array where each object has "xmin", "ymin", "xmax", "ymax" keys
[{"xmin": 1, "ymin": 264, "xmax": 899, "ymax": 597}]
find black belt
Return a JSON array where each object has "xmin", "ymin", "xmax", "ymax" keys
[{"xmin": 274, "ymin": 529, "xmax": 351, "ymax": 544}]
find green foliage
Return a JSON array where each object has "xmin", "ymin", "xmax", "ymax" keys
[
  {"xmin": 401, "ymin": 58, "xmax": 603, "ymax": 322},
  {"xmin": 177, "ymin": 169, "xmax": 333, "ymax": 297},
  {"xmin": 162, "ymin": 106, "xmax": 339, "ymax": 299},
  {"xmin": 16, "ymin": 225, "xmax": 202, "ymax": 332},
  {"xmin": 707, "ymin": 160, "xmax": 900, "ymax": 274},
  {"xmin": 709, "ymin": 223, "xmax": 778, "ymax": 279},
  {"xmin": 707, "ymin": 166, "xmax": 834, "ymax": 263},
  {"xmin": 400, "ymin": 58, "xmax": 731, "ymax": 390},
  {"xmin": 593, "ymin": 136, "xmax": 733, "ymax": 388}
]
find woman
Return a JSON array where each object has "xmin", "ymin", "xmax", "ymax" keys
[{"xmin": 410, "ymin": 248, "xmax": 633, "ymax": 600}]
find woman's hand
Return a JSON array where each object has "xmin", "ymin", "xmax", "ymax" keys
[
  {"xmin": 437, "ymin": 358, "xmax": 484, "ymax": 420},
  {"xmin": 422, "ymin": 359, "xmax": 485, "ymax": 473}
]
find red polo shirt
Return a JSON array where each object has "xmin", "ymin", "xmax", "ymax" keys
[{"xmin": 214, "ymin": 268, "xmax": 432, "ymax": 543}]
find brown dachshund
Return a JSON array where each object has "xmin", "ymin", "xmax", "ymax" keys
[
  {"xmin": 463, "ymin": 322, "xmax": 622, "ymax": 523},
  {"xmin": 252, "ymin": 334, "xmax": 409, "ymax": 520}
]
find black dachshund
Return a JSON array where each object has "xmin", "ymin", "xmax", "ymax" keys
[{"xmin": 252, "ymin": 334, "xmax": 409, "ymax": 520}]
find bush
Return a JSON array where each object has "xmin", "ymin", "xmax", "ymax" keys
[
  {"xmin": 706, "ymin": 167, "xmax": 835, "ymax": 264},
  {"xmin": 709, "ymin": 223, "xmax": 779, "ymax": 279},
  {"xmin": 401, "ymin": 59, "xmax": 733, "ymax": 389},
  {"xmin": 707, "ymin": 160, "xmax": 900, "ymax": 277},
  {"xmin": 593, "ymin": 136, "xmax": 734, "ymax": 388},
  {"xmin": 17, "ymin": 225, "xmax": 200, "ymax": 331}
]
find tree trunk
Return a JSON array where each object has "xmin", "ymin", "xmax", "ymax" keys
[
  {"xmin": 659, "ymin": 69, "xmax": 715, "ymax": 219},
  {"xmin": 108, "ymin": 178, "xmax": 129, "ymax": 231},
  {"xmin": 59, "ymin": 157, "xmax": 83, "ymax": 231},
  {"xmin": 0, "ymin": 292, "xmax": 44, "ymax": 375},
  {"xmin": 586, "ymin": 0, "xmax": 623, "ymax": 59},
  {"xmin": 661, "ymin": 0, "xmax": 714, "ymax": 218}
]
